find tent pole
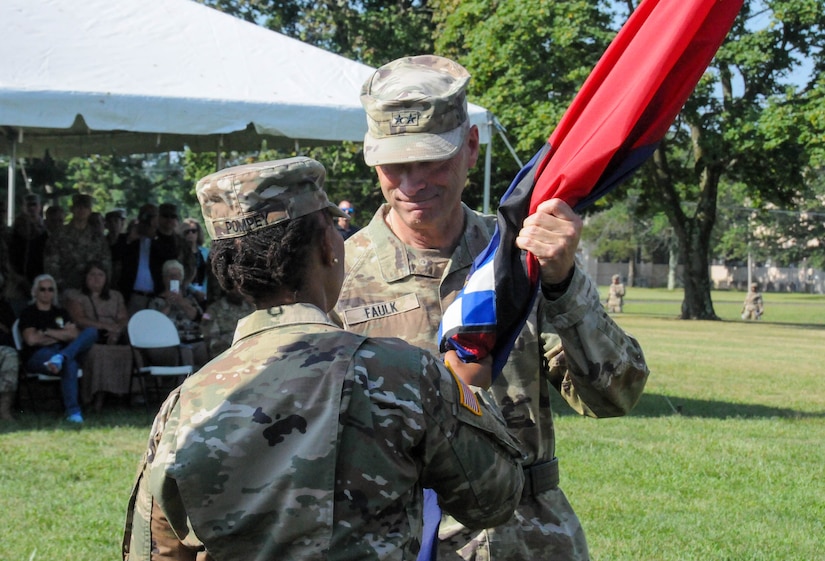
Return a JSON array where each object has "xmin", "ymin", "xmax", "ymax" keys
[
  {"xmin": 216, "ymin": 135, "xmax": 224, "ymax": 171},
  {"xmin": 483, "ymin": 112, "xmax": 493, "ymax": 215},
  {"xmin": 494, "ymin": 117, "xmax": 523, "ymax": 169},
  {"xmin": 7, "ymin": 133, "xmax": 16, "ymax": 227}
]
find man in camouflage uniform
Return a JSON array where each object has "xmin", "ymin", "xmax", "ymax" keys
[
  {"xmin": 741, "ymin": 282, "xmax": 764, "ymax": 320},
  {"xmin": 44, "ymin": 193, "xmax": 111, "ymax": 292},
  {"xmin": 333, "ymin": 55, "xmax": 650, "ymax": 561},
  {"xmin": 123, "ymin": 157, "xmax": 526, "ymax": 560},
  {"xmin": 606, "ymin": 274, "xmax": 626, "ymax": 313},
  {"xmin": 199, "ymin": 289, "xmax": 255, "ymax": 360}
]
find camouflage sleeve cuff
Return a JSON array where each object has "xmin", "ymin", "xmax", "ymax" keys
[{"xmin": 539, "ymin": 267, "xmax": 601, "ymax": 329}]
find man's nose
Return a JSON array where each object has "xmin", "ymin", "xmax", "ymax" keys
[{"xmin": 396, "ymin": 166, "xmax": 427, "ymax": 195}]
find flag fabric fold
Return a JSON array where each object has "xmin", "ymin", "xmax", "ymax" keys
[
  {"xmin": 438, "ymin": 0, "xmax": 743, "ymax": 377},
  {"xmin": 424, "ymin": 3, "xmax": 742, "ymax": 560}
]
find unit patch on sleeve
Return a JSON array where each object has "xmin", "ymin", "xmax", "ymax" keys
[{"xmin": 445, "ymin": 359, "xmax": 482, "ymax": 416}]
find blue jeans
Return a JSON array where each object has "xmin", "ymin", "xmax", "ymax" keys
[{"xmin": 26, "ymin": 328, "xmax": 98, "ymax": 416}]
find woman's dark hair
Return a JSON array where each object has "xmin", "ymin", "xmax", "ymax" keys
[
  {"xmin": 182, "ymin": 218, "xmax": 205, "ymax": 246},
  {"xmin": 210, "ymin": 210, "xmax": 330, "ymax": 305},
  {"xmin": 81, "ymin": 260, "xmax": 111, "ymax": 300}
]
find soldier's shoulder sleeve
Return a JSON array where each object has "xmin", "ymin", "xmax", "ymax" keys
[
  {"xmin": 123, "ymin": 389, "xmax": 186, "ymax": 560},
  {"xmin": 416, "ymin": 350, "xmax": 526, "ymax": 530},
  {"xmin": 539, "ymin": 268, "xmax": 649, "ymax": 417}
]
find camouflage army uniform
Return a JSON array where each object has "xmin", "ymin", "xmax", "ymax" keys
[
  {"xmin": 606, "ymin": 279, "xmax": 626, "ymax": 313},
  {"xmin": 742, "ymin": 287, "xmax": 764, "ymax": 320},
  {"xmin": 124, "ymin": 303, "xmax": 525, "ymax": 561},
  {"xmin": 199, "ymin": 296, "xmax": 255, "ymax": 359},
  {"xmin": 44, "ymin": 223, "xmax": 112, "ymax": 291},
  {"xmin": 334, "ymin": 204, "xmax": 650, "ymax": 561}
]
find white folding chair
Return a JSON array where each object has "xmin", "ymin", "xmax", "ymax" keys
[{"xmin": 127, "ymin": 309, "xmax": 194, "ymax": 409}]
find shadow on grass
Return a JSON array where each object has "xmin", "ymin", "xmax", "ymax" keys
[
  {"xmin": 1, "ymin": 402, "xmax": 154, "ymax": 433},
  {"xmin": 630, "ymin": 392, "xmax": 825, "ymax": 419},
  {"xmin": 551, "ymin": 392, "xmax": 824, "ymax": 420}
]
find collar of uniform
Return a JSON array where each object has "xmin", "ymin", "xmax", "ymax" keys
[
  {"xmin": 233, "ymin": 303, "xmax": 338, "ymax": 344},
  {"xmin": 365, "ymin": 203, "xmax": 493, "ymax": 283},
  {"xmin": 454, "ymin": 206, "xmax": 495, "ymax": 272}
]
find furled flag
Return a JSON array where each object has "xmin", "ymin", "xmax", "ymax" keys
[{"xmin": 438, "ymin": 0, "xmax": 743, "ymax": 376}]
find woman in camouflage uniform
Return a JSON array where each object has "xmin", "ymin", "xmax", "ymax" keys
[{"xmin": 123, "ymin": 157, "xmax": 525, "ymax": 561}]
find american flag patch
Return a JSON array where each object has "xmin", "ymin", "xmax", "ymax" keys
[{"xmin": 445, "ymin": 360, "xmax": 482, "ymax": 416}]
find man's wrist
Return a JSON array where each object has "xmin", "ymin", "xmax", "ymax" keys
[{"xmin": 541, "ymin": 267, "xmax": 575, "ymax": 299}]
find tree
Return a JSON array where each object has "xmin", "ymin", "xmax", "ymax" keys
[
  {"xmin": 433, "ymin": 0, "xmax": 824, "ymax": 318},
  {"xmin": 431, "ymin": 0, "xmax": 616, "ymax": 210},
  {"xmin": 633, "ymin": 0, "xmax": 825, "ymax": 318},
  {"xmin": 192, "ymin": 0, "xmax": 441, "ymax": 224}
]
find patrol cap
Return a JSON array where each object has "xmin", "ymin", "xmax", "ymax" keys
[
  {"xmin": 159, "ymin": 203, "xmax": 179, "ymax": 219},
  {"xmin": 196, "ymin": 157, "xmax": 347, "ymax": 241},
  {"xmin": 360, "ymin": 55, "xmax": 471, "ymax": 167},
  {"xmin": 72, "ymin": 193, "xmax": 94, "ymax": 208},
  {"xmin": 24, "ymin": 193, "xmax": 41, "ymax": 205},
  {"xmin": 105, "ymin": 208, "xmax": 127, "ymax": 221}
]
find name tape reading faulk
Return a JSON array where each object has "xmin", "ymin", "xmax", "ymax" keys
[
  {"xmin": 342, "ymin": 293, "xmax": 420, "ymax": 326},
  {"xmin": 211, "ymin": 210, "xmax": 289, "ymax": 239}
]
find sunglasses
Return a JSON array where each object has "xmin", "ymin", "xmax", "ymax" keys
[
  {"xmin": 183, "ymin": 228, "xmax": 198, "ymax": 234},
  {"xmin": 160, "ymin": 214, "xmax": 178, "ymax": 219},
  {"xmin": 339, "ymin": 207, "xmax": 355, "ymax": 215},
  {"xmin": 38, "ymin": 286, "xmax": 55, "ymax": 292}
]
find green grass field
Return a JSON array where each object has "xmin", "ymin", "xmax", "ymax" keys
[{"xmin": 1, "ymin": 288, "xmax": 823, "ymax": 560}]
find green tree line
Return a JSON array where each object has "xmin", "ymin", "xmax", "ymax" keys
[{"xmin": 2, "ymin": 0, "xmax": 822, "ymax": 319}]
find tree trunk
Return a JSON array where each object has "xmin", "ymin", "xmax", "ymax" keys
[
  {"xmin": 667, "ymin": 243, "xmax": 678, "ymax": 290},
  {"xmin": 649, "ymin": 134, "xmax": 722, "ymax": 319},
  {"xmin": 679, "ymin": 223, "xmax": 719, "ymax": 319}
]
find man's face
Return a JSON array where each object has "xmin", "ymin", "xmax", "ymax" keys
[
  {"xmin": 374, "ymin": 127, "xmax": 479, "ymax": 237},
  {"xmin": 45, "ymin": 210, "xmax": 64, "ymax": 231},
  {"xmin": 338, "ymin": 203, "xmax": 354, "ymax": 225},
  {"xmin": 106, "ymin": 216, "xmax": 124, "ymax": 234},
  {"xmin": 72, "ymin": 204, "xmax": 92, "ymax": 222},
  {"xmin": 158, "ymin": 211, "xmax": 178, "ymax": 234},
  {"xmin": 25, "ymin": 201, "xmax": 41, "ymax": 219},
  {"xmin": 35, "ymin": 279, "xmax": 56, "ymax": 305}
]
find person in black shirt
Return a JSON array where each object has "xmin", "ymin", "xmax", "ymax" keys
[{"xmin": 18, "ymin": 274, "xmax": 97, "ymax": 423}]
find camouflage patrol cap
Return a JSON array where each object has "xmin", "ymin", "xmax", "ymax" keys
[
  {"xmin": 196, "ymin": 157, "xmax": 347, "ymax": 240},
  {"xmin": 72, "ymin": 193, "xmax": 94, "ymax": 208},
  {"xmin": 360, "ymin": 55, "xmax": 471, "ymax": 166}
]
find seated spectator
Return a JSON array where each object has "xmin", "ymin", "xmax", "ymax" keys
[
  {"xmin": 64, "ymin": 261, "xmax": 132, "ymax": 412},
  {"xmin": 44, "ymin": 193, "xmax": 111, "ymax": 292},
  {"xmin": 148, "ymin": 260, "xmax": 208, "ymax": 369},
  {"xmin": 200, "ymin": 288, "xmax": 254, "ymax": 360},
  {"xmin": 18, "ymin": 274, "xmax": 97, "ymax": 423},
  {"xmin": 0, "ymin": 296, "xmax": 19, "ymax": 422},
  {"xmin": 181, "ymin": 217, "xmax": 209, "ymax": 304}
]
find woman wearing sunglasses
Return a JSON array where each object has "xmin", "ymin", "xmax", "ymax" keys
[{"xmin": 18, "ymin": 274, "xmax": 98, "ymax": 423}]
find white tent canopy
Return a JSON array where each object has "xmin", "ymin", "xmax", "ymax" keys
[{"xmin": 1, "ymin": 0, "xmax": 494, "ymax": 217}]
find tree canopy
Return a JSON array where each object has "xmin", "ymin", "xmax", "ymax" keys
[{"xmin": 2, "ymin": 0, "xmax": 822, "ymax": 317}]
